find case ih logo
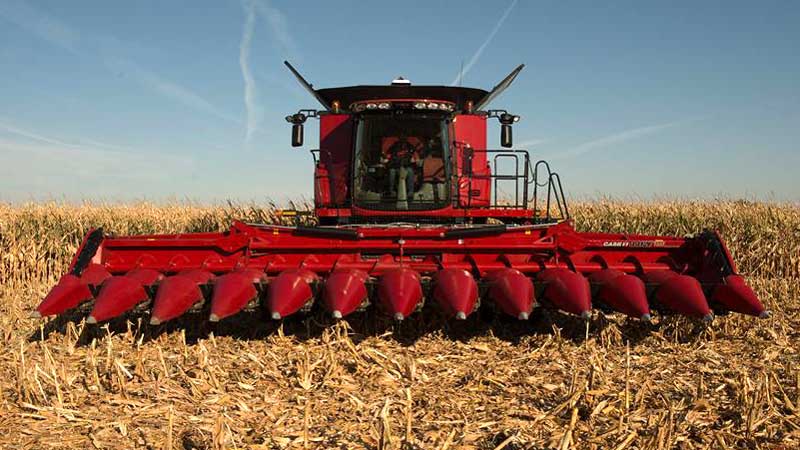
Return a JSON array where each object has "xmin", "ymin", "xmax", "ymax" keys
[{"xmin": 602, "ymin": 240, "xmax": 664, "ymax": 248}]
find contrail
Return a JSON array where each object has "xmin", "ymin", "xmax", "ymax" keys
[
  {"xmin": 548, "ymin": 120, "xmax": 692, "ymax": 160},
  {"xmin": 2, "ymin": 1, "xmax": 236, "ymax": 123},
  {"xmin": 515, "ymin": 138, "xmax": 547, "ymax": 149},
  {"xmin": 253, "ymin": 0, "xmax": 299, "ymax": 61},
  {"xmin": 452, "ymin": 0, "xmax": 518, "ymax": 86},
  {"xmin": 0, "ymin": 119, "xmax": 84, "ymax": 148},
  {"xmin": 0, "ymin": 119, "xmax": 163, "ymax": 157},
  {"xmin": 240, "ymin": 0, "xmax": 261, "ymax": 146},
  {"xmin": 0, "ymin": 0, "xmax": 80, "ymax": 54},
  {"xmin": 105, "ymin": 57, "xmax": 239, "ymax": 124}
]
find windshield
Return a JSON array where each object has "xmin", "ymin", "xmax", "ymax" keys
[{"xmin": 353, "ymin": 114, "xmax": 450, "ymax": 210}]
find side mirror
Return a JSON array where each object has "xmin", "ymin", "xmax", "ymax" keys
[
  {"xmin": 500, "ymin": 124, "xmax": 513, "ymax": 148},
  {"xmin": 291, "ymin": 123, "xmax": 304, "ymax": 147},
  {"xmin": 286, "ymin": 112, "xmax": 308, "ymax": 147}
]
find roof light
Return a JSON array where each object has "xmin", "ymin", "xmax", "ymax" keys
[
  {"xmin": 391, "ymin": 77, "xmax": 411, "ymax": 85},
  {"xmin": 378, "ymin": 102, "xmax": 391, "ymax": 109},
  {"xmin": 366, "ymin": 103, "xmax": 377, "ymax": 110},
  {"xmin": 412, "ymin": 101, "xmax": 455, "ymax": 111}
]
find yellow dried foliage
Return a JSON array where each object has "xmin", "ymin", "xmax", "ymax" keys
[{"xmin": 0, "ymin": 200, "xmax": 798, "ymax": 449}]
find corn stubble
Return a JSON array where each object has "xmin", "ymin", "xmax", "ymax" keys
[{"xmin": 1, "ymin": 200, "xmax": 799, "ymax": 449}]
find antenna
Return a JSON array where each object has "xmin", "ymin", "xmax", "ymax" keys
[{"xmin": 459, "ymin": 60, "xmax": 464, "ymax": 86}]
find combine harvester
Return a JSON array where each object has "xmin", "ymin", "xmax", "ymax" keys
[{"xmin": 33, "ymin": 63, "xmax": 768, "ymax": 327}]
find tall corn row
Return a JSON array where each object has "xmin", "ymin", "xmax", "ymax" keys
[
  {"xmin": 572, "ymin": 199, "xmax": 800, "ymax": 278},
  {"xmin": 1, "ymin": 200, "xmax": 798, "ymax": 288}
]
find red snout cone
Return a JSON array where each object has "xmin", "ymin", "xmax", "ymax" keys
[
  {"xmin": 266, "ymin": 269, "xmax": 319, "ymax": 320},
  {"xmin": 486, "ymin": 268, "xmax": 534, "ymax": 320},
  {"xmin": 377, "ymin": 268, "xmax": 423, "ymax": 321},
  {"xmin": 433, "ymin": 269, "xmax": 478, "ymax": 320},
  {"xmin": 323, "ymin": 269, "xmax": 369, "ymax": 319}
]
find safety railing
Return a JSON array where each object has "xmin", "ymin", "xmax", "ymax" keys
[
  {"xmin": 530, "ymin": 159, "xmax": 569, "ymax": 221},
  {"xmin": 311, "ymin": 148, "xmax": 570, "ymax": 222},
  {"xmin": 457, "ymin": 149, "xmax": 569, "ymax": 222}
]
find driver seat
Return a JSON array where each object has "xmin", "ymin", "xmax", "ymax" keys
[{"xmin": 413, "ymin": 156, "xmax": 446, "ymax": 202}]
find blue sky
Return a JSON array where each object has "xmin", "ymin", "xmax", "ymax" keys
[{"xmin": 1, "ymin": 0, "xmax": 798, "ymax": 203}]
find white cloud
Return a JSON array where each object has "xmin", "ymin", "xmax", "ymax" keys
[
  {"xmin": 240, "ymin": 0, "xmax": 262, "ymax": 146},
  {"xmin": 452, "ymin": 0, "xmax": 518, "ymax": 86}
]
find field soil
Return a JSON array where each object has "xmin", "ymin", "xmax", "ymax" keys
[{"xmin": 1, "ymin": 201, "xmax": 799, "ymax": 449}]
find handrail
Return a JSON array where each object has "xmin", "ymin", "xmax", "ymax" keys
[
  {"xmin": 310, "ymin": 147, "xmax": 569, "ymax": 222},
  {"xmin": 530, "ymin": 159, "xmax": 569, "ymax": 220}
]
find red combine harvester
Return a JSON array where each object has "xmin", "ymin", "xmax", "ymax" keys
[{"xmin": 33, "ymin": 62, "xmax": 768, "ymax": 327}]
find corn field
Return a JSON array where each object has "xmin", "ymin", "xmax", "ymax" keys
[{"xmin": 0, "ymin": 200, "xmax": 799, "ymax": 449}]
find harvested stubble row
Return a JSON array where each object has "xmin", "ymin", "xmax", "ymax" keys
[{"xmin": 1, "ymin": 200, "xmax": 799, "ymax": 449}]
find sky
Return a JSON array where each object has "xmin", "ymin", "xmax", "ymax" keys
[{"xmin": 0, "ymin": 0, "xmax": 798, "ymax": 203}]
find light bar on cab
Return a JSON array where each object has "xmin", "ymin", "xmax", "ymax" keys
[
  {"xmin": 414, "ymin": 102, "xmax": 455, "ymax": 111},
  {"xmin": 351, "ymin": 101, "xmax": 455, "ymax": 112}
]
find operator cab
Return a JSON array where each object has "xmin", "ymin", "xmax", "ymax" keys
[
  {"xmin": 353, "ymin": 107, "xmax": 451, "ymax": 210},
  {"xmin": 283, "ymin": 61, "xmax": 570, "ymax": 225}
]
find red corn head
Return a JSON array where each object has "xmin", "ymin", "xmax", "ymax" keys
[
  {"xmin": 81, "ymin": 264, "xmax": 114, "ymax": 285},
  {"xmin": 149, "ymin": 270, "xmax": 215, "ymax": 325},
  {"xmin": 433, "ymin": 269, "xmax": 478, "ymax": 320},
  {"xmin": 87, "ymin": 268, "xmax": 163, "ymax": 324},
  {"xmin": 36, "ymin": 275, "xmax": 93, "ymax": 318},
  {"xmin": 486, "ymin": 268, "xmax": 534, "ymax": 320},
  {"xmin": 589, "ymin": 269, "xmax": 651, "ymax": 320},
  {"xmin": 34, "ymin": 264, "xmax": 111, "ymax": 317},
  {"xmin": 266, "ymin": 269, "xmax": 319, "ymax": 319},
  {"xmin": 645, "ymin": 271, "xmax": 713, "ymax": 320},
  {"xmin": 538, "ymin": 268, "xmax": 592, "ymax": 319},
  {"xmin": 209, "ymin": 269, "xmax": 264, "ymax": 322},
  {"xmin": 711, "ymin": 274, "xmax": 769, "ymax": 318},
  {"xmin": 377, "ymin": 268, "xmax": 423, "ymax": 321},
  {"xmin": 322, "ymin": 269, "xmax": 369, "ymax": 319}
]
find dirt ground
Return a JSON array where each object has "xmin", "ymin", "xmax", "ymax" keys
[
  {"xmin": 1, "ymin": 277, "xmax": 798, "ymax": 449},
  {"xmin": 1, "ymin": 201, "xmax": 798, "ymax": 449}
]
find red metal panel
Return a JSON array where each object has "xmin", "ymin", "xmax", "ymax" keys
[
  {"xmin": 318, "ymin": 114, "xmax": 353, "ymax": 207},
  {"xmin": 453, "ymin": 115, "xmax": 489, "ymax": 206},
  {"xmin": 39, "ymin": 222, "xmax": 767, "ymax": 320},
  {"xmin": 84, "ymin": 222, "xmax": 705, "ymax": 279}
]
